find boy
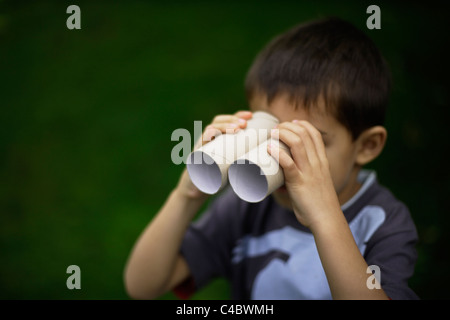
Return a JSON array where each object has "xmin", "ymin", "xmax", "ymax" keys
[{"xmin": 124, "ymin": 17, "xmax": 418, "ymax": 300}]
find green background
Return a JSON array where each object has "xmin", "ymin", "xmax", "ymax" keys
[{"xmin": 1, "ymin": 0, "xmax": 449, "ymax": 299}]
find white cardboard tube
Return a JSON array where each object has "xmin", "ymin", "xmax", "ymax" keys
[
  {"xmin": 186, "ymin": 111, "xmax": 279, "ymax": 194},
  {"xmin": 228, "ymin": 138, "xmax": 290, "ymax": 203}
]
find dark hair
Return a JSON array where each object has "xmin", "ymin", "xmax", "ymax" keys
[{"xmin": 245, "ymin": 17, "xmax": 391, "ymax": 140}]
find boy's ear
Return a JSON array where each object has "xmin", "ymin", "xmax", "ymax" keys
[{"xmin": 355, "ymin": 126, "xmax": 387, "ymax": 166}]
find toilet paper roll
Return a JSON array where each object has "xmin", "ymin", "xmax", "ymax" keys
[
  {"xmin": 228, "ymin": 138, "xmax": 290, "ymax": 203},
  {"xmin": 186, "ymin": 111, "xmax": 279, "ymax": 194}
]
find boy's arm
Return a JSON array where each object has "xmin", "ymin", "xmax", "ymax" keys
[
  {"xmin": 269, "ymin": 120, "xmax": 389, "ymax": 300},
  {"xmin": 124, "ymin": 111, "xmax": 253, "ymax": 300},
  {"xmin": 124, "ymin": 181, "xmax": 206, "ymax": 300},
  {"xmin": 311, "ymin": 208, "xmax": 389, "ymax": 299}
]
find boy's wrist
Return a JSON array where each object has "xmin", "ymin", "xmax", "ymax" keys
[
  {"xmin": 308, "ymin": 207, "xmax": 348, "ymax": 236},
  {"xmin": 173, "ymin": 185, "xmax": 208, "ymax": 203},
  {"xmin": 171, "ymin": 187, "xmax": 209, "ymax": 212}
]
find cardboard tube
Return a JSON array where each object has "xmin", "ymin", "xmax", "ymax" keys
[
  {"xmin": 186, "ymin": 111, "xmax": 279, "ymax": 194},
  {"xmin": 228, "ymin": 138, "xmax": 290, "ymax": 203}
]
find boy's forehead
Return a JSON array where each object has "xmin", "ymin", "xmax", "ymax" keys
[{"xmin": 249, "ymin": 93, "xmax": 332, "ymax": 125}]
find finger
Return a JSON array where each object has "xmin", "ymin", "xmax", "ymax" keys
[
  {"xmin": 282, "ymin": 121, "xmax": 320, "ymax": 168},
  {"xmin": 212, "ymin": 114, "xmax": 249, "ymax": 130},
  {"xmin": 272, "ymin": 125, "xmax": 309, "ymax": 171},
  {"xmin": 212, "ymin": 114, "xmax": 238, "ymax": 123},
  {"xmin": 234, "ymin": 110, "xmax": 253, "ymax": 120},
  {"xmin": 233, "ymin": 110, "xmax": 252, "ymax": 129},
  {"xmin": 212, "ymin": 114, "xmax": 249, "ymax": 124},
  {"xmin": 268, "ymin": 142, "xmax": 302, "ymax": 182},
  {"xmin": 200, "ymin": 112, "xmax": 251, "ymax": 147},
  {"xmin": 201, "ymin": 125, "xmax": 222, "ymax": 145},
  {"xmin": 297, "ymin": 120, "xmax": 328, "ymax": 164},
  {"xmin": 207, "ymin": 122, "xmax": 241, "ymax": 134}
]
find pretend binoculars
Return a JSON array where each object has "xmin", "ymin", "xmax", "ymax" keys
[{"xmin": 186, "ymin": 111, "xmax": 289, "ymax": 203}]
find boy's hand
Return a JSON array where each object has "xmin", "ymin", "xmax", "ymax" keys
[
  {"xmin": 176, "ymin": 110, "xmax": 253, "ymax": 200},
  {"xmin": 195, "ymin": 110, "xmax": 253, "ymax": 149},
  {"xmin": 268, "ymin": 120, "xmax": 341, "ymax": 229}
]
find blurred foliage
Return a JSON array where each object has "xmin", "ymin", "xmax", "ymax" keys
[{"xmin": 0, "ymin": 0, "xmax": 449, "ymax": 299}]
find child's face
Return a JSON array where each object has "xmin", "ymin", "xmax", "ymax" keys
[{"xmin": 249, "ymin": 93, "xmax": 362, "ymax": 210}]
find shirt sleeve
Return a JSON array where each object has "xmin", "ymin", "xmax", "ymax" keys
[
  {"xmin": 364, "ymin": 201, "xmax": 419, "ymax": 299},
  {"xmin": 177, "ymin": 187, "xmax": 247, "ymax": 295}
]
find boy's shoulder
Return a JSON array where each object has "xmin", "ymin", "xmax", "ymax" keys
[
  {"xmin": 342, "ymin": 170, "xmax": 418, "ymax": 263},
  {"xmin": 343, "ymin": 170, "xmax": 414, "ymax": 226}
]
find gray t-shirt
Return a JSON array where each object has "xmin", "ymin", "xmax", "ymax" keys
[{"xmin": 178, "ymin": 170, "xmax": 419, "ymax": 299}]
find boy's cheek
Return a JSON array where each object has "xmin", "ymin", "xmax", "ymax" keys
[
  {"xmin": 320, "ymin": 155, "xmax": 340, "ymax": 189},
  {"xmin": 327, "ymin": 160, "xmax": 353, "ymax": 194}
]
